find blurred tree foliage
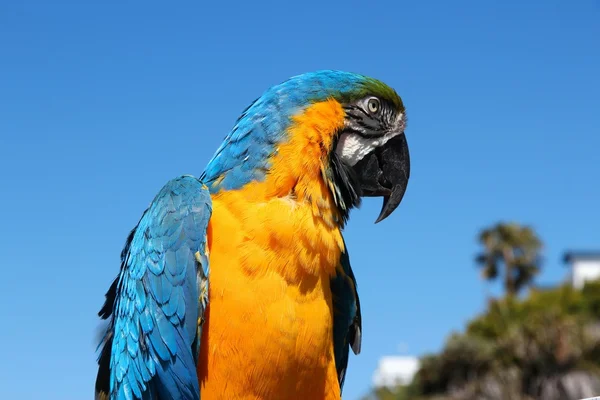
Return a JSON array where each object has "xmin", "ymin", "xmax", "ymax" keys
[
  {"xmin": 365, "ymin": 281, "xmax": 600, "ymax": 400},
  {"xmin": 361, "ymin": 385, "xmax": 420, "ymax": 400},
  {"xmin": 475, "ymin": 222, "xmax": 542, "ymax": 296},
  {"xmin": 364, "ymin": 223, "xmax": 600, "ymax": 400}
]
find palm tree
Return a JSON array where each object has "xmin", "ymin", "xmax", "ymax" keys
[{"xmin": 475, "ymin": 222, "xmax": 543, "ymax": 296}]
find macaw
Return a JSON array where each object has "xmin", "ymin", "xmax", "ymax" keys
[{"xmin": 95, "ymin": 70, "xmax": 410, "ymax": 400}]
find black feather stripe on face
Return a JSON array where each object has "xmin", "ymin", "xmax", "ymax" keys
[
  {"xmin": 327, "ymin": 139, "xmax": 362, "ymax": 227},
  {"xmin": 342, "ymin": 106, "xmax": 387, "ymax": 139}
]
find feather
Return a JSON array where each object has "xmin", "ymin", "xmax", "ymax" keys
[
  {"xmin": 331, "ymin": 244, "xmax": 362, "ymax": 392},
  {"xmin": 95, "ymin": 176, "xmax": 211, "ymax": 400}
]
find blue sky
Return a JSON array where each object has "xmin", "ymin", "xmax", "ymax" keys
[{"xmin": 1, "ymin": 1, "xmax": 599, "ymax": 399}]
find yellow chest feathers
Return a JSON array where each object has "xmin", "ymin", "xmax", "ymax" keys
[{"xmin": 199, "ymin": 196, "xmax": 344, "ymax": 399}]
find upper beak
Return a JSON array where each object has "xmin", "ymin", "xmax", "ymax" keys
[{"xmin": 352, "ymin": 133, "xmax": 410, "ymax": 223}]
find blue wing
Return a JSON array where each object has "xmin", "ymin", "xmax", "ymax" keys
[
  {"xmin": 95, "ymin": 176, "xmax": 212, "ymax": 400},
  {"xmin": 330, "ymin": 244, "xmax": 362, "ymax": 391}
]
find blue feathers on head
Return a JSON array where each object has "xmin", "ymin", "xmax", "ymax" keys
[{"xmin": 201, "ymin": 70, "xmax": 369, "ymax": 192}]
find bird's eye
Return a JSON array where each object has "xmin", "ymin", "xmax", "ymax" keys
[{"xmin": 367, "ymin": 98, "xmax": 380, "ymax": 114}]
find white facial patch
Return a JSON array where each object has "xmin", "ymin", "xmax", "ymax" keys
[{"xmin": 335, "ymin": 115, "xmax": 404, "ymax": 166}]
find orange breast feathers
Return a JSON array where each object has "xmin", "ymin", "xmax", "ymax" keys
[{"xmin": 197, "ymin": 100, "xmax": 348, "ymax": 399}]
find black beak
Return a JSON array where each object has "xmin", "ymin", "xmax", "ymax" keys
[{"xmin": 352, "ymin": 133, "xmax": 410, "ymax": 223}]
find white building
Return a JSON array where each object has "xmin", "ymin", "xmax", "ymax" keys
[
  {"xmin": 563, "ymin": 251, "xmax": 600, "ymax": 289},
  {"xmin": 372, "ymin": 356, "xmax": 420, "ymax": 388}
]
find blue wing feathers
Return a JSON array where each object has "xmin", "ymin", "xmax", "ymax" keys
[{"xmin": 96, "ymin": 176, "xmax": 212, "ymax": 400}]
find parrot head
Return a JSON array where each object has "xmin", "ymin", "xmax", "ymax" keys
[{"xmin": 202, "ymin": 70, "xmax": 410, "ymax": 225}]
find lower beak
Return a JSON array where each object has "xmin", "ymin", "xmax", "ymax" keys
[{"xmin": 352, "ymin": 133, "xmax": 410, "ymax": 223}]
